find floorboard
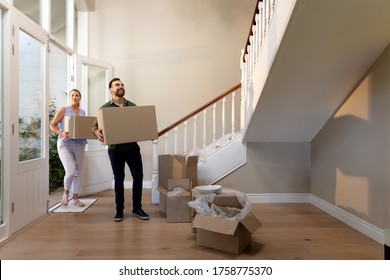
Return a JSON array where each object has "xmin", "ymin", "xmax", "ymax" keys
[{"xmin": 0, "ymin": 189, "xmax": 383, "ymax": 260}]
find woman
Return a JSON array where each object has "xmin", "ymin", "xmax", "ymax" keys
[{"xmin": 50, "ymin": 89, "xmax": 87, "ymax": 207}]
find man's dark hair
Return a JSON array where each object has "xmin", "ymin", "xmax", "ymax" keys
[{"xmin": 109, "ymin": 78, "xmax": 121, "ymax": 89}]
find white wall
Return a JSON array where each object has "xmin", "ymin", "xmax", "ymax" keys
[
  {"xmin": 88, "ymin": 0, "xmax": 256, "ymax": 130},
  {"xmin": 87, "ymin": 0, "xmax": 257, "ymax": 180}
]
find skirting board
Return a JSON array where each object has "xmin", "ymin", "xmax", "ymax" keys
[
  {"xmin": 122, "ymin": 181, "xmax": 385, "ymax": 245},
  {"xmin": 246, "ymin": 192, "xmax": 383, "ymax": 244}
]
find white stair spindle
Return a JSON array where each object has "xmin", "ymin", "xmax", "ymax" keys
[
  {"xmin": 265, "ymin": 0, "xmax": 270, "ymax": 31},
  {"xmin": 203, "ymin": 109, "xmax": 207, "ymax": 153},
  {"xmin": 222, "ymin": 97, "xmax": 226, "ymax": 145},
  {"xmin": 231, "ymin": 91, "xmax": 236, "ymax": 138},
  {"xmin": 164, "ymin": 133, "xmax": 169, "ymax": 154},
  {"xmin": 174, "ymin": 127, "xmax": 178, "ymax": 154},
  {"xmin": 193, "ymin": 114, "xmax": 197, "ymax": 148},
  {"xmin": 212, "ymin": 103, "xmax": 216, "ymax": 151},
  {"xmin": 183, "ymin": 121, "xmax": 188, "ymax": 155},
  {"xmin": 261, "ymin": 1, "xmax": 266, "ymax": 41},
  {"xmin": 151, "ymin": 139, "xmax": 158, "ymax": 203}
]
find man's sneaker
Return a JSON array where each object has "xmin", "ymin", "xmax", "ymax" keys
[
  {"xmin": 114, "ymin": 211, "xmax": 123, "ymax": 222},
  {"xmin": 132, "ymin": 208, "xmax": 150, "ymax": 220}
]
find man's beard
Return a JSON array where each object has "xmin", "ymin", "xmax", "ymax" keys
[{"xmin": 114, "ymin": 89, "xmax": 125, "ymax": 97}]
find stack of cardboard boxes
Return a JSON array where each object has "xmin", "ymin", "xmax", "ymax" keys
[{"xmin": 157, "ymin": 154, "xmax": 198, "ymax": 223}]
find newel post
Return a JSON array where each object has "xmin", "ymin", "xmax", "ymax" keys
[{"xmin": 151, "ymin": 139, "xmax": 159, "ymax": 204}]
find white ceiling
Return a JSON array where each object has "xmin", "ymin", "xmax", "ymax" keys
[{"xmin": 244, "ymin": 0, "xmax": 390, "ymax": 142}]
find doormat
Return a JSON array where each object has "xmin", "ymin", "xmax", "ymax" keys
[{"xmin": 50, "ymin": 198, "xmax": 98, "ymax": 213}]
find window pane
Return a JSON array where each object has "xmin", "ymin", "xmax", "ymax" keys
[
  {"xmin": 49, "ymin": 43, "xmax": 68, "ymax": 111},
  {"xmin": 51, "ymin": 0, "xmax": 67, "ymax": 46},
  {"xmin": 0, "ymin": 9, "xmax": 3, "ymax": 226},
  {"xmin": 74, "ymin": 5, "xmax": 79, "ymax": 53},
  {"xmin": 19, "ymin": 31, "xmax": 43, "ymax": 162},
  {"xmin": 13, "ymin": 0, "xmax": 40, "ymax": 26}
]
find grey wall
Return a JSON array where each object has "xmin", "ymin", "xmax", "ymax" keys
[
  {"xmin": 311, "ymin": 44, "xmax": 390, "ymax": 229},
  {"xmin": 218, "ymin": 142, "xmax": 311, "ymax": 194}
]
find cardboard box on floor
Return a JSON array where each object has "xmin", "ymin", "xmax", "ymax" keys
[
  {"xmin": 190, "ymin": 187, "xmax": 245, "ymax": 233},
  {"xmin": 192, "ymin": 188, "xmax": 243, "ymax": 209},
  {"xmin": 158, "ymin": 179, "xmax": 192, "ymax": 223},
  {"xmin": 158, "ymin": 154, "xmax": 198, "ymax": 188},
  {"xmin": 192, "ymin": 212, "xmax": 262, "ymax": 254},
  {"xmin": 64, "ymin": 116, "xmax": 97, "ymax": 140},
  {"xmin": 97, "ymin": 105, "xmax": 158, "ymax": 145}
]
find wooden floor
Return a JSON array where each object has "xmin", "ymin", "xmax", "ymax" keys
[{"xmin": 0, "ymin": 189, "xmax": 383, "ymax": 260}]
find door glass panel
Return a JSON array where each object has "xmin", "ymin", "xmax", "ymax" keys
[
  {"xmin": 18, "ymin": 31, "xmax": 43, "ymax": 162},
  {"xmin": 0, "ymin": 9, "xmax": 3, "ymax": 225},
  {"xmin": 84, "ymin": 64, "xmax": 107, "ymax": 151},
  {"xmin": 13, "ymin": 0, "xmax": 40, "ymax": 26},
  {"xmin": 49, "ymin": 43, "xmax": 68, "ymax": 196},
  {"xmin": 49, "ymin": 43, "xmax": 68, "ymax": 111}
]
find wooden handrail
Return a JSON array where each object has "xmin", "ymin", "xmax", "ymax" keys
[
  {"xmin": 158, "ymin": 83, "xmax": 241, "ymax": 137},
  {"xmin": 243, "ymin": 0, "xmax": 261, "ymax": 62}
]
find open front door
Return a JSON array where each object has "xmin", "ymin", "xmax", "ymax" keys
[{"xmin": 10, "ymin": 19, "xmax": 49, "ymax": 233}]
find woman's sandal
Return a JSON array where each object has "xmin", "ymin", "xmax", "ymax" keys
[
  {"xmin": 61, "ymin": 194, "xmax": 69, "ymax": 206},
  {"xmin": 73, "ymin": 199, "xmax": 85, "ymax": 207}
]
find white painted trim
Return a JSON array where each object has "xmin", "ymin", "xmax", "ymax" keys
[
  {"xmin": 247, "ymin": 193, "xmax": 310, "ymax": 204},
  {"xmin": 247, "ymin": 193, "xmax": 383, "ymax": 244},
  {"xmin": 309, "ymin": 195, "xmax": 384, "ymax": 244}
]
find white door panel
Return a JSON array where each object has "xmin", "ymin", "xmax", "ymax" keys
[{"xmin": 10, "ymin": 18, "xmax": 49, "ymax": 234}]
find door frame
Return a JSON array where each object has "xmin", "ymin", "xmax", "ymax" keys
[{"xmin": 7, "ymin": 10, "xmax": 50, "ymax": 235}]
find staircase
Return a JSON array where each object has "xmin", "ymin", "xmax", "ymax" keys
[
  {"xmin": 151, "ymin": 0, "xmax": 390, "ymax": 203},
  {"xmin": 242, "ymin": 0, "xmax": 390, "ymax": 142},
  {"xmin": 151, "ymin": 84, "xmax": 244, "ymax": 203}
]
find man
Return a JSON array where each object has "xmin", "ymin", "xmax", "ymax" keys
[{"xmin": 92, "ymin": 78, "xmax": 149, "ymax": 222}]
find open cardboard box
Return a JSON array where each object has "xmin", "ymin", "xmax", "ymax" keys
[
  {"xmin": 192, "ymin": 187, "xmax": 243, "ymax": 209},
  {"xmin": 97, "ymin": 105, "xmax": 158, "ymax": 145},
  {"xmin": 192, "ymin": 211, "xmax": 262, "ymax": 254},
  {"xmin": 158, "ymin": 178, "xmax": 192, "ymax": 223},
  {"xmin": 158, "ymin": 154, "xmax": 198, "ymax": 188},
  {"xmin": 64, "ymin": 116, "xmax": 97, "ymax": 140}
]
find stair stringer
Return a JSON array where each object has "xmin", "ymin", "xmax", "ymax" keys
[{"xmin": 197, "ymin": 135, "xmax": 246, "ymax": 186}]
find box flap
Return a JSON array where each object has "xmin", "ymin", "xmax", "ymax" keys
[
  {"xmin": 240, "ymin": 212, "xmax": 262, "ymax": 233},
  {"xmin": 192, "ymin": 214, "xmax": 240, "ymax": 236},
  {"xmin": 157, "ymin": 184, "xmax": 168, "ymax": 195},
  {"xmin": 186, "ymin": 156, "xmax": 199, "ymax": 166}
]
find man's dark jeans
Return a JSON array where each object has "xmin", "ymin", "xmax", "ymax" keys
[{"xmin": 108, "ymin": 144, "xmax": 144, "ymax": 212}]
